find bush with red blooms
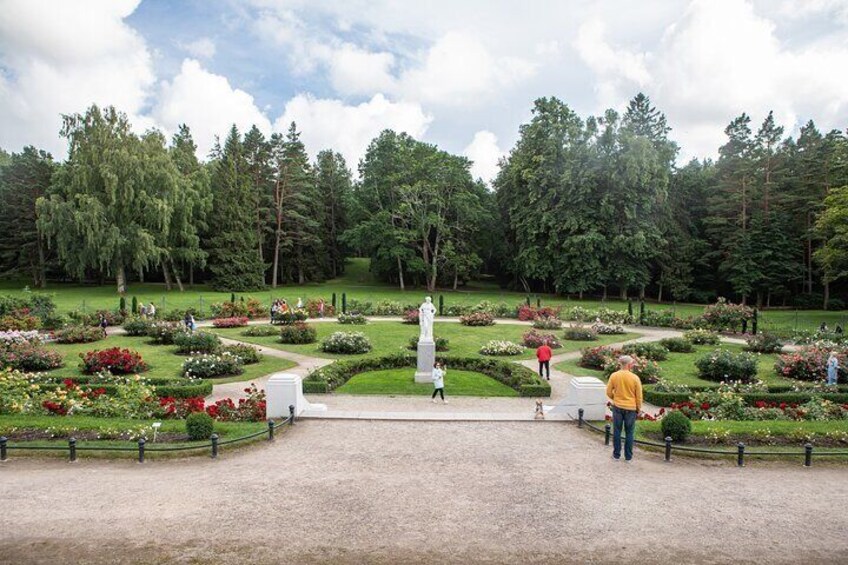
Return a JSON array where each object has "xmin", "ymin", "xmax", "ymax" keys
[
  {"xmin": 402, "ymin": 309, "xmax": 419, "ymax": 324},
  {"xmin": 80, "ymin": 347, "xmax": 147, "ymax": 375},
  {"xmin": 516, "ymin": 304, "xmax": 560, "ymax": 322},
  {"xmin": 212, "ymin": 316, "xmax": 250, "ymax": 328},
  {"xmin": 156, "ymin": 384, "xmax": 267, "ymax": 422},
  {"xmin": 522, "ymin": 330, "xmax": 562, "ymax": 349},
  {"xmin": 460, "ymin": 312, "xmax": 495, "ymax": 326},
  {"xmin": 156, "ymin": 396, "xmax": 206, "ymax": 419}
]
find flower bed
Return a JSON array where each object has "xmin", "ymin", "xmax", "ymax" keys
[
  {"xmin": 460, "ymin": 312, "xmax": 494, "ymax": 326},
  {"xmin": 211, "ymin": 298, "xmax": 267, "ymax": 319},
  {"xmin": 0, "ymin": 314, "xmax": 41, "ymax": 331},
  {"xmin": 775, "ymin": 347, "xmax": 846, "ymax": 382},
  {"xmin": 580, "ymin": 346, "xmax": 620, "ymax": 369},
  {"xmin": 621, "ymin": 342, "xmax": 668, "ymax": 361},
  {"xmin": 402, "ymin": 309, "xmax": 419, "ymax": 324},
  {"xmin": 79, "ymin": 347, "xmax": 147, "ymax": 375},
  {"xmin": 563, "ymin": 324, "xmax": 597, "ymax": 341},
  {"xmin": 695, "ymin": 349, "xmax": 759, "ymax": 383},
  {"xmin": 303, "ymin": 354, "xmax": 551, "ymax": 397},
  {"xmin": 602, "ymin": 355, "xmax": 661, "ymax": 384},
  {"xmin": 0, "ymin": 341, "xmax": 64, "ymax": 371},
  {"xmin": 279, "ymin": 322, "xmax": 317, "ymax": 344},
  {"xmin": 212, "ymin": 316, "xmax": 250, "ymax": 328},
  {"xmin": 173, "ymin": 331, "xmax": 220, "ymax": 354},
  {"xmin": 701, "ymin": 298, "xmax": 753, "ymax": 331},
  {"xmin": 321, "ymin": 332, "xmax": 372, "ymax": 354},
  {"xmin": 122, "ymin": 317, "xmax": 152, "ymax": 337},
  {"xmin": 517, "ymin": 304, "xmax": 560, "ymax": 321},
  {"xmin": 521, "ymin": 330, "xmax": 561, "ymax": 349},
  {"xmin": 683, "ymin": 328, "xmax": 720, "ymax": 345},
  {"xmin": 532, "ymin": 316, "xmax": 562, "ymax": 329},
  {"xmin": 221, "ymin": 344, "xmax": 261, "ymax": 365},
  {"xmin": 55, "ymin": 325, "xmax": 104, "ymax": 344},
  {"xmin": 272, "ymin": 309, "xmax": 309, "ymax": 325},
  {"xmin": 147, "ymin": 321, "xmax": 186, "ymax": 345},
  {"xmin": 0, "ymin": 330, "xmax": 42, "ymax": 346},
  {"xmin": 243, "ymin": 325, "xmax": 280, "ymax": 337},
  {"xmin": 745, "ymin": 332, "xmax": 783, "ymax": 354},
  {"xmin": 305, "ymin": 299, "xmax": 335, "ymax": 318},
  {"xmin": 667, "ymin": 389, "xmax": 848, "ymax": 421},
  {"xmin": 337, "ymin": 312, "xmax": 367, "ymax": 325},
  {"xmin": 659, "ymin": 337, "xmax": 694, "ymax": 353},
  {"xmin": 591, "ymin": 321, "xmax": 625, "ymax": 335},
  {"xmin": 182, "ymin": 352, "xmax": 243, "ymax": 379},
  {"xmin": 479, "ymin": 340, "xmax": 524, "ymax": 356}
]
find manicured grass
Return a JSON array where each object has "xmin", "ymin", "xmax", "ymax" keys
[
  {"xmin": 2, "ymin": 258, "xmax": 846, "ymax": 332},
  {"xmin": 212, "ymin": 322, "xmax": 641, "ymax": 361},
  {"xmin": 556, "ymin": 343, "xmax": 792, "ymax": 387},
  {"xmin": 334, "ymin": 368, "xmax": 518, "ymax": 397},
  {"xmin": 40, "ymin": 334, "xmax": 295, "ymax": 385}
]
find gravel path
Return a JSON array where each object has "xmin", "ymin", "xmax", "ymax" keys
[{"xmin": 2, "ymin": 420, "xmax": 846, "ymax": 565}]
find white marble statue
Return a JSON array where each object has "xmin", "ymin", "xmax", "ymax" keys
[{"xmin": 419, "ymin": 296, "xmax": 436, "ymax": 342}]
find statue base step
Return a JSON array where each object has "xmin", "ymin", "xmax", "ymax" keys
[{"xmin": 415, "ymin": 340, "xmax": 436, "ymax": 383}]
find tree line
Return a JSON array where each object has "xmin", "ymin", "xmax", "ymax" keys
[{"xmin": 0, "ymin": 97, "xmax": 847, "ymax": 308}]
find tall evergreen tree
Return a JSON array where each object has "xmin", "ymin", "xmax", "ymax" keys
[
  {"xmin": 315, "ymin": 150, "xmax": 352, "ymax": 279},
  {"xmin": 206, "ymin": 125, "xmax": 266, "ymax": 291}
]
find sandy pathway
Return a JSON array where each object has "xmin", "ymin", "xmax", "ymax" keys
[{"xmin": 1, "ymin": 419, "xmax": 846, "ymax": 565}]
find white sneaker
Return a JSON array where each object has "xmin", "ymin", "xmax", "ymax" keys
[
  {"xmin": 432, "ymin": 399, "xmax": 437, "ymax": 403},
  {"xmin": 443, "ymin": 399, "xmax": 449, "ymax": 404}
]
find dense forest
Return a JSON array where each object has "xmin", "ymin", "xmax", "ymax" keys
[{"xmin": 1, "ymin": 95, "xmax": 847, "ymax": 308}]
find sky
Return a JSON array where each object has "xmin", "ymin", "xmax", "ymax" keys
[{"xmin": 1, "ymin": 0, "xmax": 847, "ymax": 183}]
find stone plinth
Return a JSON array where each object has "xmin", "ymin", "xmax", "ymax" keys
[
  {"xmin": 568, "ymin": 376, "xmax": 608, "ymax": 421},
  {"xmin": 415, "ymin": 340, "xmax": 436, "ymax": 383},
  {"xmin": 266, "ymin": 373, "xmax": 326, "ymax": 418}
]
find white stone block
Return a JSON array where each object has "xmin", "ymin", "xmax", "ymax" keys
[
  {"xmin": 266, "ymin": 373, "xmax": 325, "ymax": 418},
  {"xmin": 568, "ymin": 376, "xmax": 608, "ymax": 421},
  {"xmin": 415, "ymin": 340, "xmax": 436, "ymax": 383}
]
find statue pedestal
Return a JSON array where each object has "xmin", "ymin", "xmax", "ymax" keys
[
  {"xmin": 415, "ymin": 340, "xmax": 436, "ymax": 383},
  {"xmin": 266, "ymin": 373, "xmax": 326, "ymax": 418}
]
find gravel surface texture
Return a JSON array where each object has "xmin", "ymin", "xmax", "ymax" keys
[{"xmin": 2, "ymin": 420, "xmax": 847, "ymax": 564}]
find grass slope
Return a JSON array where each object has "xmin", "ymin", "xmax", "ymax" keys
[{"xmin": 335, "ymin": 368, "xmax": 518, "ymax": 397}]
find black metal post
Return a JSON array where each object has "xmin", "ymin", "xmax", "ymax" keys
[
  {"xmin": 211, "ymin": 434, "xmax": 219, "ymax": 459},
  {"xmin": 665, "ymin": 437, "xmax": 673, "ymax": 462},
  {"xmin": 439, "ymin": 295, "xmax": 444, "ymax": 316},
  {"xmin": 342, "ymin": 293, "xmax": 347, "ymax": 314},
  {"xmin": 332, "ymin": 292, "xmax": 337, "ymax": 310},
  {"xmin": 138, "ymin": 438, "xmax": 145, "ymax": 464},
  {"xmin": 536, "ymin": 298, "xmax": 541, "ymax": 308},
  {"xmin": 268, "ymin": 420, "xmax": 275, "ymax": 441},
  {"xmin": 604, "ymin": 424, "xmax": 611, "ymax": 445},
  {"xmin": 752, "ymin": 309, "xmax": 758, "ymax": 335},
  {"xmin": 628, "ymin": 300, "xmax": 633, "ymax": 318},
  {"xmin": 742, "ymin": 319, "xmax": 747, "ymax": 334},
  {"xmin": 0, "ymin": 436, "xmax": 7, "ymax": 462},
  {"xmin": 804, "ymin": 443, "xmax": 813, "ymax": 467},
  {"xmin": 639, "ymin": 300, "xmax": 645, "ymax": 325},
  {"xmin": 289, "ymin": 405, "xmax": 296, "ymax": 425},
  {"xmin": 69, "ymin": 438, "xmax": 77, "ymax": 462},
  {"xmin": 578, "ymin": 408, "xmax": 584, "ymax": 428},
  {"xmin": 737, "ymin": 442, "xmax": 745, "ymax": 467}
]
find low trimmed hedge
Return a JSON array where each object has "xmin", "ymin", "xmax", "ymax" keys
[
  {"xmin": 33, "ymin": 375, "xmax": 212, "ymax": 399},
  {"xmin": 304, "ymin": 354, "xmax": 551, "ymax": 397},
  {"xmin": 645, "ymin": 388, "xmax": 848, "ymax": 407}
]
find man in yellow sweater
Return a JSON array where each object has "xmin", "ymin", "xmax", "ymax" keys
[{"xmin": 606, "ymin": 355, "xmax": 643, "ymax": 462}]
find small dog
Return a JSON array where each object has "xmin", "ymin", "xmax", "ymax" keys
[{"xmin": 534, "ymin": 399, "xmax": 545, "ymax": 420}]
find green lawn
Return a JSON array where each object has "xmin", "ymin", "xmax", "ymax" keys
[
  {"xmin": 556, "ymin": 343, "xmax": 791, "ymax": 387},
  {"xmin": 211, "ymin": 322, "xmax": 641, "ymax": 361},
  {"xmin": 41, "ymin": 334, "xmax": 295, "ymax": 385},
  {"xmin": 334, "ymin": 368, "xmax": 518, "ymax": 397},
  {"xmin": 2, "ymin": 257, "xmax": 845, "ymax": 332}
]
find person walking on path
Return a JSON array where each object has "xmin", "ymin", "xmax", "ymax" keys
[
  {"xmin": 536, "ymin": 343, "xmax": 552, "ymax": 380},
  {"xmin": 431, "ymin": 362, "xmax": 448, "ymax": 404},
  {"xmin": 148, "ymin": 302, "xmax": 157, "ymax": 319},
  {"xmin": 827, "ymin": 352, "xmax": 840, "ymax": 385},
  {"xmin": 606, "ymin": 355, "xmax": 643, "ymax": 462},
  {"xmin": 139, "ymin": 302, "xmax": 147, "ymax": 319},
  {"xmin": 98, "ymin": 313, "xmax": 108, "ymax": 338}
]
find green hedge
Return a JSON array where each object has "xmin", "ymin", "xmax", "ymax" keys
[
  {"xmin": 645, "ymin": 389, "xmax": 848, "ymax": 407},
  {"xmin": 304, "ymin": 353, "xmax": 551, "ymax": 397}
]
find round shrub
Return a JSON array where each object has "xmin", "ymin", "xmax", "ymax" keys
[
  {"xmin": 408, "ymin": 335, "xmax": 450, "ymax": 351},
  {"xmin": 80, "ymin": 347, "xmax": 147, "ymax": 375},
  {"xmin": 173, "ymin": 331, "xmax": 221, "ymax": 354},
  {"xmin": 774, "ymin": 347, "xmax": 846, "ymax": 382},
  {"xmin": 532, "ymin": 316, "xmax": 562, "ymax": 330},
  {"xmin": 683, "ymin": 328, "xmax": 720, "ymax": 345},
  {"xmin": 0, "ymin": 341, "xmax": 63, "ymax": 371},
  {"xmin": 479, "ymin": 340, "xmax": 524, "ymax": 356},
  {"xmin": 221, "ymin": 343, "xmax": 261, "ymax": 365},
  {"xmin": 147, "ymin": 321, "xmax": 186, "ymax": 345},
  {"xmin": 590, "ymin": 321, "xmax": 625, "ymax": 335},
  {"xmin": 695, "ymin": 349, "xmax": 758, "ymax": 383},
  {"xmin": 337, "ymin": 312, "xmax": 367, "ymax": 325},
  {"xmin": 460, "ymin": 312, "xmax": 495, "ymax": 326},
  {"xmin": 122, "ymin": 317, "xmax": 152, "ymax": 337},
  {"xmin": 55, "ymin": 325, "xmax": 104, "ymax": 344},
  {"xmin": 522, "ymin": 330, "xmax": 561, "ymax": 349},
  {"xmin": 622, "ymin": 342, "xmax": 669, "ymax": 361},
  {"xmin": 279, "ymin": 322, "xmax": 317, "ymax": 344},
  {"xmin": 563, "ymin": 324, "xmax": 597, "ymax": 341},
  {"xmin": 659, "ymin": 337, "xmax": 694, "ymax": 353},
  {"xmin": 0, "ymin": 314, "xmax": 41, "ymax": 331},
  {"xmin": 402, "ymin": 309, "xmax": 419, "ymax": 324},
  {"xmin": 745, "ymin": 332, "xmax": 783, "ymax": 354},
  {"xmin": 182, "ymin": 352, "xmax": 243, "ymax": 379},
  {"xmin": 186, "ymin": 412, "xmax": 214, "ymax": 441},
  {"xmin": 661, "ymin": 411, "xmax": 692, "ymax": 442},
  {"xmin": 321, "ymin": 332, "xmax": 372, "ymax": 354},
  {"xmin": 242, "ymin": 325, "xmax": 279, "ymax": 337},
  {"xmin": 602, "ymin": 355, "xmax": 661, "ymax": 383},
  {"xmin": 272, "ymin": 310, "xmax": 309, "ymax": 325}
]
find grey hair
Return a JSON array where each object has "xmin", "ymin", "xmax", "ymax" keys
[{"xmin": 618, "ymin": 355, "xmax": 634, "ymax": 367}]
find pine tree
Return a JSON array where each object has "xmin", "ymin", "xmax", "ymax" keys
[{"xmin": 315, "ymin": 150, "xmax": 352, "ymax": 279}]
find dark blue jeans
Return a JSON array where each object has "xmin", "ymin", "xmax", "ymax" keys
[{"xmin": 612, "ymin": 406, "xmax": 637, "ymax": 461}]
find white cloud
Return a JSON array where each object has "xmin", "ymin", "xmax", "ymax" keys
[
  {"xmin": 326, "ymin": 44, "xmax": 396, "ymax": 95},
  {"xmin": 179, "ymin": 37, "xmax": 216, "ymax": 59},
  {"xmin": 0, "ymin": 0, "xmax": 154, "ymax": 158},
  {"xmin": 463, "ymin": 130, "xmax": 504, "ymax": 184},
  {"xmin": 153, "ymin": 59, "xmax": 271, "ymax": 157},
  {"xmin": 274, "ymin": 93, "xmax": 432, "ymax": 169}
]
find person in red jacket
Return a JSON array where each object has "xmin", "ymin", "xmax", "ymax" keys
[{"xmin": 536, "ymin": 343, "xmax": 552, "ymax": 380}]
